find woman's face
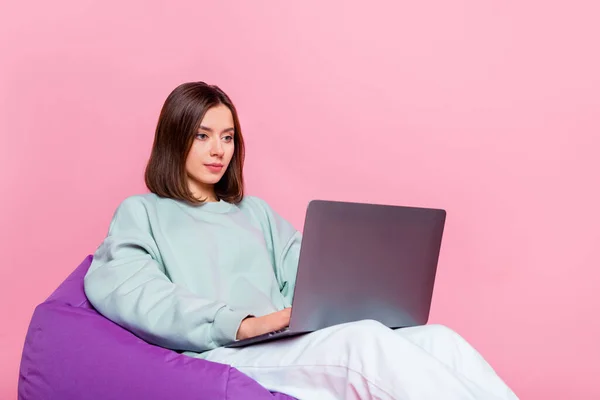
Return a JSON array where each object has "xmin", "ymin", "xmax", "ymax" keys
[{"xmin": 185, "ymin": 104, "xmax": 235, "ymax": 200}]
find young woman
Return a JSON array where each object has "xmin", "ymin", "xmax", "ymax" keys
[{"xmin": 84, "ymin": 82, "xmax": 518, "ymax": 400}]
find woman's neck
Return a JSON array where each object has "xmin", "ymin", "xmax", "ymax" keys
[{"xmin": 188, "ymin": 181, "xmax": 218, "ymax": 202}]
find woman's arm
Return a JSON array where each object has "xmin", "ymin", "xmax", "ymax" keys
[
  {"xmin": 276, "ymin": 230, "xmax": 301, "ymax": 306},
  {"xmin": 84, "ymin": 196, "xmax": 250, "ymax": 353},
  {"xmin": 240, "ymin": 196, "xmax": 302, "ymax": 307}
]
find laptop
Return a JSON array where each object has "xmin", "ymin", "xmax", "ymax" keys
[{"xmin": 225, "ymin": 199, "xmax": 446, "ymax": 348}]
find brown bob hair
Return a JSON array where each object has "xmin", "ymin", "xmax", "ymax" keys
[{"xmin": 145, "ymin": 82, "xmax": 245, "ymax": 205}]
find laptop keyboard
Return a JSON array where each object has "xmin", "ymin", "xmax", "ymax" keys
[{"xmin": 268, "ymin": 327, "xmax": 289, "ymax": 336}]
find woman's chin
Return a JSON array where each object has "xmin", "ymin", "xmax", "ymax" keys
[
  {"xmin": 207, "ymin": 178, "xmax": 226, "ymax": 186},
  {"xmin": 188, "ymin": 175, "xmax": 222, "ymax": 189}
]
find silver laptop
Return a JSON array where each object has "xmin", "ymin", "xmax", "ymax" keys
[{"xmin": 225, "ymin": 199, "xmax": 446, "ymax": 348}]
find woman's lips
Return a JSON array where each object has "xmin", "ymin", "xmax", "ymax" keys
[{"xmin": 204, "ymin": 163, "xmax": 223, "ymax": 173}]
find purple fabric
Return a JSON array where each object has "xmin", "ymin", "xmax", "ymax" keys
[{"xmin": 18, "ymin": 255, "xmax": 296, "ymax": 400}]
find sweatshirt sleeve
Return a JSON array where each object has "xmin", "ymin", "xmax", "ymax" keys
[
  {"xmin": 244, "ymin": 197, "xmax": 302, "ymax": 307},
  {"xmin": 83, "ymin": 196, "xmax": 250, "ymax": 352},
  {"xmin": 277, "ymin": 230, "xmax": 301, "ymax": 307}
]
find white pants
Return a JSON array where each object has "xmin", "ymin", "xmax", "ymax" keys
[{"xmin": 200, "ymin": 320, "xmax": 518, "ymax": 400}]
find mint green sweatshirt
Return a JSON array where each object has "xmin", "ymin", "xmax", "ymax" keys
[{"xmin": 83, "ymin": 193, "xmax": 301, "ymax": 354}]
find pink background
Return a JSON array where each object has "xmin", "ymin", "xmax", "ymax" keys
[{"xmin": 1, "ymin": 1, "xmax": 599, "ymax": 399}]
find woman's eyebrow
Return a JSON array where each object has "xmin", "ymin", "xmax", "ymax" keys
[{"xmin": 199, "ymin": 126, "xmax": 235, "ymax": 134}]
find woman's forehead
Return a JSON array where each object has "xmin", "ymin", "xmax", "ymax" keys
[{"xmin": 200, "ymin": 105, "xmax": 234, "ymax": 129}]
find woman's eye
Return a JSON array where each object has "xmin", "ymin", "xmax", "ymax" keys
[
  {"xmin": 223, "ymin": 135, "xmax": 234, "ymax": 142},
  {"xmin": 196, "ymin": 133, "xmax": 209, "ymax": 140}
]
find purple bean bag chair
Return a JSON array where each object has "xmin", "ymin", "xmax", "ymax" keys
[{"xmin": 18, "ymin": 255, "xmax": 296, "ymax": 400}]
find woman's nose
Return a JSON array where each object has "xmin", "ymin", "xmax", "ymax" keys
[{"xmin": 210, "ymin": 140, "xmax": 224, "ymax": 156}]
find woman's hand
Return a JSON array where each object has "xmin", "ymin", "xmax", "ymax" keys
[{"xmin": 236, "ymin": 308, "xmax": 291, "ymax": 340}]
